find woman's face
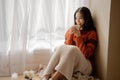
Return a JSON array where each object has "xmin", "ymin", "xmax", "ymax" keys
[{"xmin": 75, "ymin": 12, "xmax": 85, "ymax": 27}]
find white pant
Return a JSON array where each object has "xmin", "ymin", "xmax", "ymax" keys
[{"xmin": 43, "ymin": 45, "xmax": 92, "ymax": 80}]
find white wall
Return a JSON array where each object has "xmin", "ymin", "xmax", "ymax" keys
[
  {"xmin": 90, "ymin": 0, "xmax": 120, "ymax": 80},
  {"xmin": 90, "ymin": 0, "xmax": 111, "ymax": 80}
]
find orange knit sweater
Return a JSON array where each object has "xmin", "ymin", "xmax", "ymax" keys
[{"xmin": 64, "ymin": 29, "xmax": 97, "ymax": 60}]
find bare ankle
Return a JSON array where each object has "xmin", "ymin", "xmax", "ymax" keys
[
  {"xmin": 51, "ymin": 71, "xmax": 67, "ymax": 80},
  {"xmin": 42, "ymin": 74, "xmax": 50, "ymax": 80}
]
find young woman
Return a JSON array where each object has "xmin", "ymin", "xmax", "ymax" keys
[{"xmin": 42, "ymin": 7, "xmax": 97, "ymax": 80}]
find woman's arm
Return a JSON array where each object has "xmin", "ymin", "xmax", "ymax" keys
[
  {"xmin": 74, "ymin": 31, "xmax": 97, "ymax": 59},
  {"xmin": 64, "ymin": 29, "xmax": 74, "ymax": 45}
]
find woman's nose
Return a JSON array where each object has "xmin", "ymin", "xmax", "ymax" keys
[
  {"xmin": 77, "ymin": 19, "xmax": 80, "ymax": 22},
  {"xmin": 77, "ymin": 20, "xmax": 80, "ymax": 23}
]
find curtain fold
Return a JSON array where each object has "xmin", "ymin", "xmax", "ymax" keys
[{"xmin": 0, "ymin": 0, "xmax": 89, "ymax": 76}]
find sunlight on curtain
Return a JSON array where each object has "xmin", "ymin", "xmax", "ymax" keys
[
  {"xmin": 27, "ymin": 0, "xmax": 89, "ymax": 52},
  {"xmin": 0, "ymin": 0, "xmax": 89, "ymax": 76}
]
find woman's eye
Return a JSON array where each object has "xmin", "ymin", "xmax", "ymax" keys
[
  {"xmin": 76, "ymin": 17, "xmax": 83, "ymax": 19},
  {"xmin": 79, "ymin": 17, "xmax": 83, "ymax": 19}
]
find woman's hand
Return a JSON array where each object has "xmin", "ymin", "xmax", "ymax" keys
[
  {"xmin": 69, "ymin": 25, "xmax": 81, "ymax": 37},
  {"xmin": 74, "ymin": 29, "xmax": 81, "ymax": 37},
  {"xmin": 69, "ymin": 26, "xmax": 76, "ymax": 34}
]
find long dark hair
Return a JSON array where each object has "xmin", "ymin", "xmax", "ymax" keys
[{"xmin": 74, "ymin": 7, "xmax": 96, "ymax": 31}]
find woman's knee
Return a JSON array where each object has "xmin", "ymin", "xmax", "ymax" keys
[
  {"xmin": 65, "ymin": 46, "xmax": 79, "ymax": 56},
  {"xmin": 54, "ymin": 45, "xmax": 80, "ymax": 57}
]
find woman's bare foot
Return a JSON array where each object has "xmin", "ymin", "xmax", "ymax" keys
[
  {"xmin": 50, "ymin": 71, "xmax": 67, "ymax": 80},
  {"xmin": 41, "ymin": 75, "xmax": 50, "ymax": 80}
]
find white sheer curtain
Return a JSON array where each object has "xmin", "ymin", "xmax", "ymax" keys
[{"xmin": 0, "ymin": 0, "xmax": 89, "ymax": 76}]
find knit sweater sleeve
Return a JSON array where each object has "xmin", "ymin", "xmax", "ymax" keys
[
  {"xmin": 64, "ymin": 29, "xmax": 74, "ymax": 45},
  {"xmin": 74, "ymin": 30, "xmax": 97, "ymax": 59}
]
